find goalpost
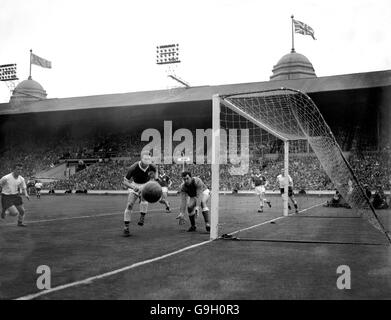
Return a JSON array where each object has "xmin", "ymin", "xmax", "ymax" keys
[{"xmin": 210, "ymin": 88, "xmax": 390, "ymax": 243}]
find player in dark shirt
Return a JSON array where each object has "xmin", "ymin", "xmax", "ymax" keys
[
  {"xmin": 176, "ymin": 171, "xmax": 210, "ymax": 232},
  {"xmin": 250, "ymin": 168, "xmax": 271, "ymax": 213},
  {"xmin": 156, "ymin": 168, "xmax": 171, "ymax": 212},
  {"xmin": 122, "ymin": 150, "xmax": 157, "ymax": 237}
]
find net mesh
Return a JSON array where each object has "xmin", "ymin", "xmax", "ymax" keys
[{"xmin": 219, "ymin": 88, "xmax": 389, "ymax": 241}]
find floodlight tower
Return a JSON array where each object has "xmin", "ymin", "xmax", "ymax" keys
[
  {"xmin": 0, "ymin": 63, "xmax": 19, "ymax": 95},
  {"xmin": 156, "ymin": 43, "xmax": 190, "ymax": 88}
]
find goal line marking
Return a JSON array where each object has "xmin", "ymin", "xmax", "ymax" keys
[{"xmin": 225, "ymin": 201, "xmax": 327, "ymax": 236}]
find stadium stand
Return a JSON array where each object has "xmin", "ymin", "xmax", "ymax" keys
[{"xmin": 0, "ymin": 126, "xmax": 389, "ymax": 193}]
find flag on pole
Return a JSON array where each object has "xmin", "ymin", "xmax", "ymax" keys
[
  {"xmin": 31, "ymin": 53, "xmax": 52, "ymax": 68},
  {"xmin": 293, "ymin": 19, "xmax": 316, "ymax": 40}
]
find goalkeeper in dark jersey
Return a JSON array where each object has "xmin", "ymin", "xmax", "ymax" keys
[{"xmin": 176, "ymin": 171, "xmax": 211, "ymax": 232}]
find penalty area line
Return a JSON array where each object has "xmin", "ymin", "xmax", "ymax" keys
[{"xmin": 1, "ymin": 207, "xmax": 179, "ymax": 226}]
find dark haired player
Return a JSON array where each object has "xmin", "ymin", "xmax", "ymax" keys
[
  {"xmin": 176, "ymin": 171, "xmax": 210, "ymax": 232},
  {"xmin": 0, "ymin": 164, "xmax": 30, "ymax": 226},
  {"xmin": 34, "ymin": 180, "xmax": 43, "ymax": 199}
]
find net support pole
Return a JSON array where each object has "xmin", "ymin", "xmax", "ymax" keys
[
  {"xmin": 283, "ymin": 140, "xmax": 289, "ymax": 216},
  {"xmin": 210, "ymin": 94, "xmax": 220, "ymax": 240}
]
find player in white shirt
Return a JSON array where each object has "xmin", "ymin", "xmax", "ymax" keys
[
  {"xmin": 0, "ymin": 164, "xmax": 30, "ymax": 226},
  {"xmin": 34, "ymin": 180, "xmax": 43, "ymax": 199},
  {"xmin": 276, "ymin": 168, "xmax": 298, "ymax": 214}
]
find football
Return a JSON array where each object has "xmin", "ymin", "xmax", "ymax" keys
[{"xmin": 141, "ymin": 181, "xmax": 163, "ymax": 203}]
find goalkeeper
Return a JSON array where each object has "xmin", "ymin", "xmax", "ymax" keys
[{"xmin": 176, "ymin": 171, "xmax": 210, "ymax": 232}]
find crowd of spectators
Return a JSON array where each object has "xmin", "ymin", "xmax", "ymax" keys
[
  {"xmin": 39, "ymin": 151, "xmax": 387, "ymax": 194},
  {"xmin": 0, "ymin": 127, "xmax": 389, "ymax": 194},
  {"xmin": 350, "ymin": 150, "xmax": 391, "ymax": 190},
  {"xmin": 0, "ymin": 145, "xmax": 59, "ymax": 179}
]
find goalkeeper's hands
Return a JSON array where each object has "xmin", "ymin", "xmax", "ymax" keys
[{"xmin": 176, "ymin": 213, "xmax": 186, "ymax": 225}]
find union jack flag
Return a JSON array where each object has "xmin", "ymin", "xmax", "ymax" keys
[{"xmin": 293, "ymin": 19, "xmax": 316, "ymax": 40}]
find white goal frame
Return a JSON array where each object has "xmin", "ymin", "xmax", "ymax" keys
[
  {"xmin": 211, "ymin": 93, "xmax": 297, "ymax": 240},
  {"xmin": 210, "ymin": 89, "xmax": 390, "ymax": 243}
]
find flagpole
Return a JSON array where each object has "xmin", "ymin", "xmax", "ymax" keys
[
  {"xmin": 29, "ymin": 49, "xmax": 32, "ymax": 80},
  {"xmin": 291, "ymin": 15, "xmax": 295, "ymax": 53}
]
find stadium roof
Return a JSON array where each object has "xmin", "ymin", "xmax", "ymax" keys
[{"xmin": 1, "ymin": 69, "xmax": 390, "ymax": 115}]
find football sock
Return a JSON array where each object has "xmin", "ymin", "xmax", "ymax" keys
[
  {"xmin": 202, "ymin": 210, "xmax": 209, "ymax": 223},
  {"xmin": 189, "ymin": 214, "xmax": 196, "ymax": 226},
  {"xmin": 17, "ymin": 210, "xmax": 25, "ymax": 223},
  {"xmin": 124, "ymin": 209, "xmax": 131, "ymax": 222}
]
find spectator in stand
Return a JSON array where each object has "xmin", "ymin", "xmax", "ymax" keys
[
  {"xmin": 363, "ymin": 184, "xmax": 372, "ymax": 200},
  {"xmin": 76, "ymin": 160, "xmax": 87, "ymax": 173},
  {"xmin": 372, "ymin": 185, "xmax": 389, "ymax": 209}
]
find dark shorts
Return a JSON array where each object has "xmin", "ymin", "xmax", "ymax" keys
[
  {"xmin": 1, "ymin": 194, "xmax": 23, "ymax": 210},
  {"xmin": 36, "ymin": 188, "xmax": 41, "ymax": 192},
  {"xmin": 280, "ymin": 187, "xmax": 293, "ymax": 197}
]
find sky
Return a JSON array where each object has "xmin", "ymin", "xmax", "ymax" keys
[{"xmin": 0, "ymin": 0, "xmax": 390, "ymax": 103}]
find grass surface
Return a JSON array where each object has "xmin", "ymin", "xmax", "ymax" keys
[{"xmin": 0, "ymin": 193, "xmax": 390, "ymax": 299}]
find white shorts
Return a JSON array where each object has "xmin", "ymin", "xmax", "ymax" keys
[
  {"xmin": 189, "ymin": 189, "xmax": 210, "ymax": 199},
  {"xmin": 161, "ymin": 187, "xmax": 168, "ymax": 194},
  {"xmin": 255, "ymin": 186, "xmax": 266, "ymax": 195}
]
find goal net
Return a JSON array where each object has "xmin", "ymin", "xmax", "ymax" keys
[{"xmin": 210, "ymin": 88, "xmax": 390, "ymax": 243}]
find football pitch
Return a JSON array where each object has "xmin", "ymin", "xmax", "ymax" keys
[{"xmin": 0, "ymin": 194, "xmax": 390, "ymax": 300}]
